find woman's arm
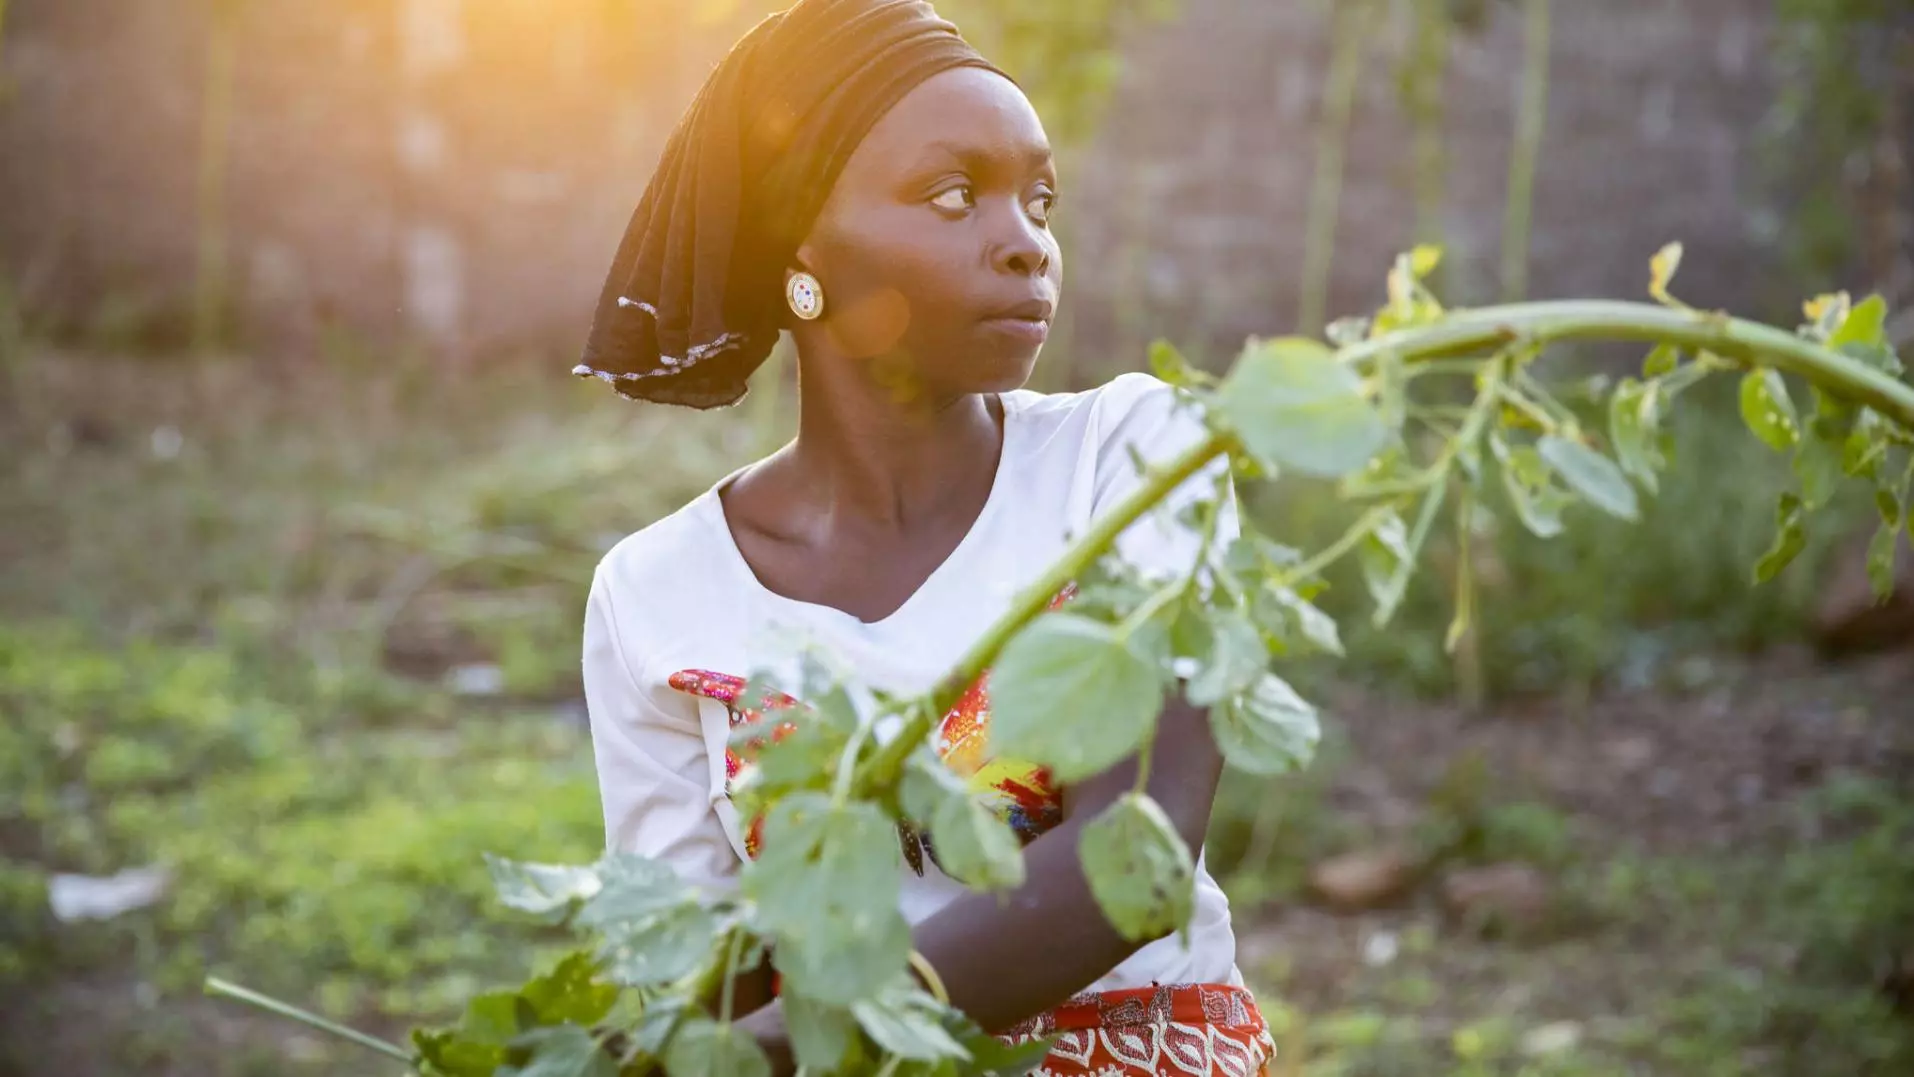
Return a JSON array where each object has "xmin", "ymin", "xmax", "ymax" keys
[{"xmin": 737, "ymin": 693, "xmax": 1225, "ymax": 1068}]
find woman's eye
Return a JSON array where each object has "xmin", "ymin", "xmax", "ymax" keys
[
  {"xmin": 1026, "ymin": 192, "xmax": 1057, "ymax": 225},
  {"xmin": 930, "ymin": 186, "xmax": 974, "ymax": 212}
]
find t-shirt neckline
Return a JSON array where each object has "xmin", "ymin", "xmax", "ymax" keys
[{"xmin": 697, "ymin": 393, "xmax": 1025, "ymax": 632}]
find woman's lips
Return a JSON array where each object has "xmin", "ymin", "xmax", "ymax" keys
[
  {"xmin": 978, "ymin": 315, "xmax": 1051, "ymax": 345},
  {"xmin": 978, "ymin": 298, "xmax": 1055, "ymax": 345}
]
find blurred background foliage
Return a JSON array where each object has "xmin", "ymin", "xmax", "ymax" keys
[{"xmin": 3, "ymin": 0, "xmax": 1913, "ymax": 1075}]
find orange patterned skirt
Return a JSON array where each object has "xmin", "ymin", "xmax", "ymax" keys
[{"xmin": 999, "ymin": 984, "xmax": 1275, "ymax": 1077}]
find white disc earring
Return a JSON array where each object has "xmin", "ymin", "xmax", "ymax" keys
[{"xmin": 786, "ymin": 272, "xmax": 825, "ymax": 321}]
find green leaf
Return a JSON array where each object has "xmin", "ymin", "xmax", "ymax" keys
[
  {"xmin": 1794, "ymin": 434, "xmax": 1844, "ymax": 511},
  {"xmin": 501, "ymin": 1026, "xmax": 617, "ymax": 1077},
  {"xmin": 1325, "ymin": 316, "xmax": 1371, "ymax": 347},
  {"xmin": 1149, "ymin": 339, "xmax": 1202, "ymax": 388},
  {"xmin": 597, "ymin": 902, "xmax": 723, "ymax": 987},
  {"xmin": 485, "ymin": 855, "xmax": 601, "ymax": 916},
  {"xmin": 950, "ymin": 1021, "xmax": 1058, "ymax": 1077},
  {"xmin": 739, "ymin": 718, "xmax": 845, "ymax": 801},
  {"xmin": 576, "ymin": 854, "xmax": 695, "ymax": 927},
  {"xmin": 1212, "ymin": 672, "xmax": 1321, "ymax": 776},
  {"xmin": 415, "ymin": 1028, "xmax": 507, "ymax": 1077},
  {"xmin": 782, "ymin": 992, "xmax": 861, "ymax": 1074},
  {"xmin": 899, "ymin": 747, "xmax": 971, "ymax": 825},
  {"xmin": 1212, "ymin": 336, "xmax": 1388, "ymax": 479},
  {"xmin": 851, "ymin": 978, "xmax": 972, "ymax": 1062},
  {"xmin": 1642, "ymin": 344, "xmax": 1679, "ymax": 378},
  {"xmin": 1879, "ymin": 486, "xmax": 1904, "ymax": 529},
  {"xmin": 1166, "ymin": 598, "xmax": 1215, "ymax": 666},
  {"xmin": 461, "ymin": 992, "xmax": 524, "ymax": 1045},
  {"xmin": 1184, "ymin": 605, "xmax": 1266, "ymax": 707},
  {"xmin": 1357, "ymin": 509, "xmax": 1412, "ymax": 616},
  {"xmin": 929, "ymin": 783, "xmax": 1027, "ymax": 891},
  {"xmin": 1868, "ymin": 522, "xmax": 1901, "ymax": 603},
  {"xmin": 1648, "ymin": 242, "xmax": 1683, "ymax": 303},
  {"xmin": 1491, "ymin": 436, "xmax": 1567, "ymax": 539},
  {"xmin": 1607, "ymin": 379, "xmax": 1664, "ymax": 494},
  {"xmin": 1829, "ymin": 293, "xmax": 1885, "ymax": 343},
  {"xmin": 1842, "ymin": 426, "xmax": 1887, "ymax": 480},
  {"xmin": 519, "ymin": 952, "xmax": 619, "ymax": 1028},
  {"xmin": 990, "ymin": 613, "xmax": 1164, "ymax": 783},
  {"xmin": 742, "ymin": 794, "xmax": 910, "ymax": 1006},
  {"xmin": 1252, "ymin": 583, "xmax": 1345, "ymax": 658},
  {"xmin": 631, "ymin": 995, "xmax": 690, "ymax": 1058},
  {"xmin": 1739, "ymin": 370, "xmax": 1800, "ymax": 452},
  {"xmin": 1753, "ymin": 493, "xmax": 1807, "ymax": 584},
  {"xmin": 1362, "ymin": 485, "xmax": 1446, "ymax": 625},
  {"xmin": 1804, "ymin": 292, "xmax": 1851, "ymax": 340},
  {"xmin": 663, "ymin": 1017, "xmax": 770, "ymax": 1077},
  {"xmin": 1373, "ymin": 347, "xmax": 1409, "ymax": 436},
  {"xmin": 1226, "ymin": 533, "xmax": 1303, "ymax": 577},
  {"xmin": 1538, "ymin": 435, "xmax": 1639, "ymax": 521},
  {"xmin": 1078, "ymin": 792, "xmax": 1195, "ymax": 942}
]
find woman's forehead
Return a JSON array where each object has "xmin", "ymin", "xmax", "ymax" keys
[{"xmin": 852, "ymin": 67, "xmax": 1052, "ymax": 176}]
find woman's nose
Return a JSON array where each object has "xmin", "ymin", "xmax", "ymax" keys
[{"xmin": 989, "ymin": 208, "xmax": 1053, "ymax": 278}]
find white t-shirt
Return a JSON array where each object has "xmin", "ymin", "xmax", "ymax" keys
[{"xmin": 581, "ymin": 371, "xmax": 1244, "ymax": 993}]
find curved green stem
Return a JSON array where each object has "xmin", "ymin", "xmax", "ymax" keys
[
  {"xmin": 204, "ymin": 978, "xmax": 413, "ymax": 1064},
  {"xmin": 857, "ymin": 431, "xmax": 1229, "ymax": 794},
  {"xmin": 863, "ymin": 300, "xmax": 1914, "ymax": 795},
  {"xmin": 1281, "ymin": 504, "xmax": 1402, "ymax": 586},
  {"xmin": 1341, "ymin": 301, "xmax": 1914, "ymax": 429}
]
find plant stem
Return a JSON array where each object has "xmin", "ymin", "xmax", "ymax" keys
[
  {"xmin": 1450, "ymin": 482, "xmax": 1484, "ymax": 713},
  {"xmin": 1339, "ymin": 300, "xmax": 1914, "ymax": 429},
  {"xmin": 1496, "ymin": 383, "xmax": 1558, "ymax": 432},
  {"xmin": 718, "ymin": 928, "xmax": 745, "ymax": 1025},
  {"xmin": 831, "ymin": 716, "xmax": 871, "ymax": 807},
  {"xmin": 1299, "ymin": 0, "xmax": 1376, "ymax": 337},
  {"xmin": 1501, "ymin": 0, "xmax": 1551, "ymax": 302},
  {"xmin": 856, "ymin": 298, "xmax": 1914, "ymax": 798},
  {"xmin": 1282, "ymin": 504, "xmax": 1401, "ymax": 586},
  {"xmin": 203, "ymin": 977, "xmax": 413, "ymax": 1065},
  {"xmin": 857, "ymin": 432, "xmax": 1229, "ymax": 795},
  {"xmin": 1350, "ymin": 356, "xmax": 1508, "ymax": 498}
]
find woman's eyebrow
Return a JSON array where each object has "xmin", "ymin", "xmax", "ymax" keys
[{"xmin": 908, "ymin": 140, "xmax": 1055, "ymax": 173}]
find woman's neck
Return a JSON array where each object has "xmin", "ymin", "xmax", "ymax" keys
[{"xmin": 783, "ymin": 360, "xmax": 1004, "ymax": 533}]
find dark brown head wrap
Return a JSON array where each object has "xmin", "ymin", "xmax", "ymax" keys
[{"xmin": 573, "ymin": 0, "xmax": 1008, "ymax": 408}]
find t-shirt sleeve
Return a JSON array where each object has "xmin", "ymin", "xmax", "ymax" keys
[
  {"xmin": 1091, "ymin": 372, "xmax": 1241, "ymax": 583},
  {"xmin": 581, "ymin": 564, "xmax": 740, "ymax": 895}
]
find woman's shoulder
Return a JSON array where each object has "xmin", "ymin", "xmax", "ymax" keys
[
  {"xmin": 1005, "ymin": 370, "xmax": 1173, "ymax": 423},
  {"xmin": 1003, "ymin": 370, "xmax": 1183, "ymax": 448},
  {"xmin": 1006, "ymin": 371, "xmax": 1196, "ymax": 461},
  {"xmin": 590, "ymin": 487, "xmax": 726, "ymax": 605}
]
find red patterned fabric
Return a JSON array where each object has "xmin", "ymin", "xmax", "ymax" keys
[
  {"xmin": 667, "ymin": 582, "xmax": 1080, "ymax": 867},
  {"xmin": 1000, "ymin": 985, "xmax": 1275, "ymax": 1077}
]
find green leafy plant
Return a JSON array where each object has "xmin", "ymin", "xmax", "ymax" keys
[{"xmin": 209, "ymin": 246, "xmax": 1914, "ymax": 1076}]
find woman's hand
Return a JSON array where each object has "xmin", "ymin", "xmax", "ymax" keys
[{"xmin": 900, "ymin": 694, "xmax": 1225, "ymax": 1033}]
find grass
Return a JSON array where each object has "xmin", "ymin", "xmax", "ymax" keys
[{"xmin": 2, "ymin": 344, "xmax": 1908, "ymax": 1075}]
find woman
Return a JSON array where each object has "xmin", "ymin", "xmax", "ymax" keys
[{"xmin": 573, "ymin": 2, "xmax": 1272, "ymax": 1074}]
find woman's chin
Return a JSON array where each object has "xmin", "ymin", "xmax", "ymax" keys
[{"xmin": 970, "ymin": 349, "xmax": 1042, "ymax": 394}]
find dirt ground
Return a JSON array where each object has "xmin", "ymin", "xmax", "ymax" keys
[{"xmin": 1231, "ymin": 644, "xmax": 1914, "ymax": 1069}]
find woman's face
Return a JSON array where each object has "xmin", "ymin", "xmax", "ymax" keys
[{"xmin": 795, "ymin": 66, "xmax": 1062, "ymax": 401}]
